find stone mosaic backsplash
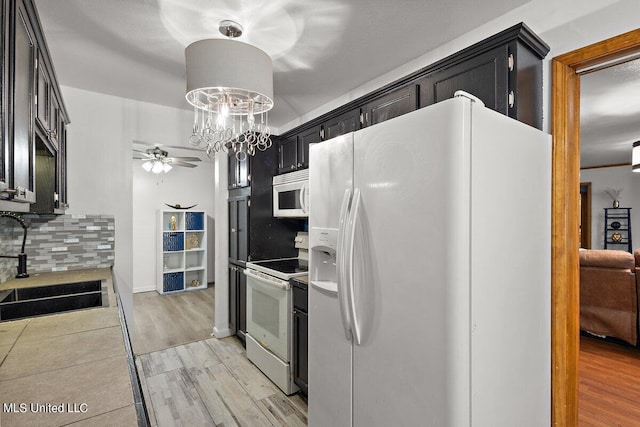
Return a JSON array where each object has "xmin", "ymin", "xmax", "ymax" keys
[{"xmin": 0, "ymin": 214, "xmax": 115, "ymax": 283}]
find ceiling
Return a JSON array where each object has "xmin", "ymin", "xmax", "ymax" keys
[
  {"xmin": 33, "ymin": 1, "xmax": 638, "ymax": 168},
  {"xmin": 33, "ymin": 0, "xmax": 527, "ymax": 133},
  {"xmin": 580, "ymin": 58, "xmax": 640, "ymax": 168}
]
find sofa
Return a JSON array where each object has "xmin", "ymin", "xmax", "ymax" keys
[{"xmin": 579, "ymin": 249, "xmax": 640, "ymax": 346}]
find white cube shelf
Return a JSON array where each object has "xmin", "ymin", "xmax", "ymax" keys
[{"xmin": 157, "ymin": 210, "xmax": 207, "ymax": 294}]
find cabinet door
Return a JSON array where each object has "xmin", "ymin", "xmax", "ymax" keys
[
  {"xmin": 297, "ymin": 125, "xmax": 321, "ymax": 169},
  {"xmin": 278, "ymin": 135, "xmax": 298, "ymax": 174},
  {"xmin": 419, "ymin": 45, "xmax": 508, "ymax": 113},
  {"xmin": 228, "ymin": 199, "xmax": 238, "ymax": 262},
  {"xmin": 1, "ymin": 0, "xmax": 8, "ymax": 192},
  {"xmin": 322, "ymin": 108, "xmax": 361, "ymax": 141},
  {"xmin": 238, "ymin": 266, "xmax": 247, "ymax": 339},
  {"xmin": 229, "ymin": 265, "xmax": 238, "ymax": 334},
  {"xmin": 363, "ymin": 84, "xmax": 417, "ymax": 127},
  {"xmin": 228, "ymin": 194, "xmax": 250, "ymax": 264},
  {"xmin": 293, "ymin": 308, "xmax": 308, "ymax": 394},
  {"xmin": 35, "ymin": 50, "xmax": 50, "ymax": 133},
  {"xmin": 56, "ymin": 118, "xmax": 68, "ymax": 210},
  {"xmin": 228, "ymin": 152, "xmax": 251, "ymax": 189},
  {"xmin": 10, "ymin": 0, "xmax": 36, "ymax": 202}
]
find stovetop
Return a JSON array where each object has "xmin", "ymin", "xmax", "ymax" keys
[{"xmin": 246, "ymin": 257, "xmax": 308, "ymax": 280}]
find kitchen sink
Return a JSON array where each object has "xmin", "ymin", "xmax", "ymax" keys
[{"xmin": 0, "ymin": 280, "xmax": 103, "ymax": 321}]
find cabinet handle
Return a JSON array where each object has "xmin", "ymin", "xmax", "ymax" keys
[
  {"xmin": 508, "ymin": 54, "xmax": 514, "ymax": 72},
  {"xmin": 320, "ymin": 128, "xmax": 325, "ymax": 140},
  {"xmin": 508, "ymin": 91, "xmax": 515, "ymax": 108},
  {"xmin": 297, "ymin": 162, "xmax": 302, "ymax": 168},
  {"xmin": 293, "ymin": 310, "xmax": 297, "ymax": 315},
  {"xmin": 290, "ymin": 165, "xmax": 295, "ymax": 170},
  {"xmin": 54, "ymin": 192, "xmax": 59, "ymax": 202},
  {"xmin": 231, "ymin": 228, "xmax": 237, "ymax": 233}
]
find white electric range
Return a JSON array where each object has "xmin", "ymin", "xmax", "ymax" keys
[{"xmin": 244, "ymin": 256, "xmax": 308, "ymax": 395}]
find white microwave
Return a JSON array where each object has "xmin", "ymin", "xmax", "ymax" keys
[{"xmin": 273, "ymin": 169, "xmax": 309, "ymax": 218}]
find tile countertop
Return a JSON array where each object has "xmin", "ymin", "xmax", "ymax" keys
[{"xmin": 0, "ymin": 267, "xmax": 140, "ymax": 426}]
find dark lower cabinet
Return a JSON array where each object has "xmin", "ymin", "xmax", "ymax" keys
[
  {"xmin": 229, "ymin": 264, "xmax": 247, "ymax": 344},
  {"xmin": 228, "ymin": 190, "xmax": 250, "ymax": 266},
  {"xmin": 291, "ymin": 279, "xmax": 308, "ymax": 396}
]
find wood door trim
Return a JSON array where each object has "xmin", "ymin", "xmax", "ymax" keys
[{"xmin": 551, "ymin": 27, "xmax": 640, "ymax": 426}]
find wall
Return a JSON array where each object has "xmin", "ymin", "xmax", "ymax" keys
[
  {"xmin": 580, "ymin": 166, "xmax": 640, "ymax": 250},
  {"xmin": 61, "ymin": 86, "xmax": 209, "ymax": 325},
  {"xmin": 132, "ymin": 162, "xmax": 215, "ymax": 293}
]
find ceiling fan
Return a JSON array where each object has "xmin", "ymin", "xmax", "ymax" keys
[{"xmin": 133, "ymin": 143, "xmax": 201, "ymax": 174}]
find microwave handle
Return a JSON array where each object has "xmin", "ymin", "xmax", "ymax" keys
[{"xmin": 300, "ymin": 183, "xmax": 309, "ymax": 214}]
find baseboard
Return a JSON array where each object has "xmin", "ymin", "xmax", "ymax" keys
[
  {"xmin": 133, "ymin": 285, "xmax": 156, "ymax": 294},
  {"xmin": 213, "ymin": 326, "xmax": 232, "ymax": 338}
]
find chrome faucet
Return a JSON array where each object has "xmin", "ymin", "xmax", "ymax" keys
[{"xmin": 0, "ymin": 212, "xmax": 29, "ymax": 278}]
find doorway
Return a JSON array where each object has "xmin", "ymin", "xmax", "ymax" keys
[
  {"xmin": 579, "ymin": 183, "xmax": 591, "ymax": 249},
  {"xmin": 551, "ymin": 28, "xmax": 640, "ymax": 425}
]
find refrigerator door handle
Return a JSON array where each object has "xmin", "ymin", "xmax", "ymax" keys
[
  {"xmin": 346, "ymin": 188, "xmax": 362, "ymax": 345},
  {"xmin": 337, "ymin": 188, "xmax": 353, "ymax": 340},
  {"xmin": 300, "ymin": 183, "xmax": 309, "ymax": 214}
]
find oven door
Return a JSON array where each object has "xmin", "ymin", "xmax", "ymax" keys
[
  {"xmin": 273, "ymin": 180, "xmax": 309, "ymax": 218},
  {"xmin": 244, "ymin": 268, "xmax": 291, "ymax": 361}
]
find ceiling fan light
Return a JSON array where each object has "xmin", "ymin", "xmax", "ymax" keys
[
  {"xmin": 142, "ymin": 161, "xmax": 153, "ymax": 172},
  {"xmin": 633, "ymin": 141, "xmax": 640, "ymax": 173},
  {"xmin": 163, "ymin": 163, "xmax": 173, "ymax": 173},
  {"xmin": 151, "ymin": 161, "xmax": 164, "ymax": 174}
]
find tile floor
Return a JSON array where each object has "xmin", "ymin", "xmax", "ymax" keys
[{"xmin": 137, "ymin": 336, "xmax": 307, "ymax": 427}]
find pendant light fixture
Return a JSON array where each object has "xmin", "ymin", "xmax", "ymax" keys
[
  {"xmin": 633, "ymin": 140, "xmax": 640, "ymax": 172},
  {"xmin": 185, "ymin": 20, "xmax": 274, "ymax": 161}
]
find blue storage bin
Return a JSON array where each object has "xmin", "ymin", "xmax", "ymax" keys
[
  {"xmin": 163, "ymin": 272, "xmax": 184, "ymax": 292},
  {"xmin": 163, "ymin": 232, "xmax": 184, "ymax": 251},
  {"xmin": 186, "ymin": 212, "xmax": 204, "ymax": 230}
]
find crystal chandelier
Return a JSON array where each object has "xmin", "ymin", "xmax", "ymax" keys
[{"xmin": 185, "ymin": 21, "xmax": 274, "ymax": 161}]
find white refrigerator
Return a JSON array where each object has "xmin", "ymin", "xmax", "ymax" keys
[{"xmin": 308, "ymin": 92, "xmax": 551, "ymax": 427}]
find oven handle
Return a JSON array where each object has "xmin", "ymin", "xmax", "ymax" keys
[{"xmin": 244, "ymin": 268, "xmax": 290, "ymax": 291}]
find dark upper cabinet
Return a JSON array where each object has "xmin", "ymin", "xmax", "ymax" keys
[
  {"xmin": 228, "ymin": 190, "xmax": 250, "ymax": 266},
  {"xmin": 418, "ymin": 23, "xmax": 548, "ymax": 129},
  {"xmin": 35, "ymin": 50, "xmax": 50, "ymax": 133},
  {"xmin": 419, "ymin": 46, "xmax": 506, "ymax": 111},
  {"xmin": 363, "ymin": 84, "xmax": 418, "ymax": 127},
  {"xmin": 4, "ymin": 0, "xmax": 37, "ymax": 204},
  {"xmin": 321, "ymin": 108, "xmax": 361, "ymax": 140},
  {"xmin": 228, "ymin": 152, "xmax": 250, "ymax": 189},
  {"xmin": 1, "ymin": 0, "xmax": 70, "ymax": 210},
  {"xmin": 277, "ymin": 125, "xmax": 321, "ymax": 174},
  {"xmin": 277, "ymin": 135, "xmax": 298, "ymax": 174}
]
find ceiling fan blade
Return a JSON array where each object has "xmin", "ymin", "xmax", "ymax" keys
[
  {"xmin": 167, "ymin": 156, "xmax": 201, "ymax": 162},
  {"xmin": 133, "ymin": 155, "xmax": 148, "ymax": 159},
  {"xmin": 133, "ymin": 140, "xmax": 204, "ymax": 152},
  {"xmin": 171, "ymin": 160, "xmax": 198, "ymax": 168},
  {"xmin": 133, "ymin": 149, "xmax": 150, "ymax": 155}
]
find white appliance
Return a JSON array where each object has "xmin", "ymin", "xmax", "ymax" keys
[
  {"xmin": 245, "ymin": 256, "xmax": 308, "ymax": 395},
  {"xmin": 273, "ymin": 169, "xmax": 309, "ymax": 218},
  {"xmin": 308, "ymin": 92, "xmax": 551, "ymax": 427}
]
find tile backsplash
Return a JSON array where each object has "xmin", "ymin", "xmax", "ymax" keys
[{"xmin": 0, "ymin": 214, "xmax": 115, "ymax": 283}]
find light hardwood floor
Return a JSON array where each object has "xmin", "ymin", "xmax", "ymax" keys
[
  {"xmin": 137, "ymin": 337, "xmax": 307, "ymax": 427},
  {"xmin": 579, "ymin": 336, "xmax": 640, "ymax": 426},
  {"xmin": 132, "ymin": 286, "xmax": 215, "ymax": 355},
  {"xmin": 132, "ymin": 285, "xmax": 308, "ymax": 426}
]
